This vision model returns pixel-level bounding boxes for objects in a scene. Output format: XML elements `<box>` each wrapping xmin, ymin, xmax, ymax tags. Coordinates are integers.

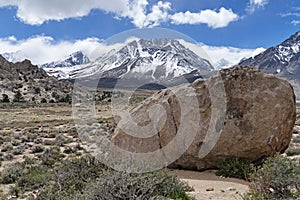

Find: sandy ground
<box><xmin>168</xmin><ymin>169</ymin><xmax>250</xmax><ymax>200</ymax></box>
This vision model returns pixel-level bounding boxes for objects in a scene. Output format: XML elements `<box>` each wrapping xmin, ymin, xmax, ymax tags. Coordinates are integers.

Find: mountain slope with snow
<box><xmin>1</xmin><ymin>51</ymin><xmax>25</xmax><ymax>63</ymax></box>
<box><xmin>43</xmin><ymin>39</ymin><xmax>213</xmax><ymax>85</ymax></box>
<box><xmin>41</xmin><ymin>51</ymin><xmax>90</xmax><ymax>68</ymax></box>
<box><xmin>239</xmin><ymin>30</ymin><xmax>300</xmax><ymax>97</ymax></box>
<box><xmin>239</xmin><ymin>31</ymin><xmax>300</xmax><ymax>75</ymax></box>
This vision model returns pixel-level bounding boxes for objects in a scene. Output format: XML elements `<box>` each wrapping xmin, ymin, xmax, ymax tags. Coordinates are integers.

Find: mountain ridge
<box><xmin>42</xmin><ymin>38</ymin><xmax>214</xmax><ymax>88</ymax></box>
<box><xmin>239</xmin><ymin>30</ymin><xmax>300</xmax><ymax>97</ymax></box>
<box><xmin>41</xmin><ymin>51</ymin><xmax>90</xmax><ymax>68</ymax></box>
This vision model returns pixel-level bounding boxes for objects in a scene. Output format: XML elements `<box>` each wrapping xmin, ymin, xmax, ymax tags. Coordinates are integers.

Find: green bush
<box><xmin>244</xmin><ymin>153</ymin><xmax>300</xmax><ymax>200</ymax></box>
<box><xmin>17</xmin><ymin>165</ymin><xmax>52</xmax><ymax>191</ymax></box>
<box><xmin>81</xmin><ymin>170</ymin><xmax>194</xmax><ymax>200</ymax></box>
<box><xmin>39</xmin><ymin>147</ymin><xmax>65</xmax><ymax>166</ymax></box>
<box><xmin>36</xmin><ymin>155</ymin><xmax>194</xmax><ymax>200</ymax></box>
<box><xmin>1</xmin><ymin>162</ymin><xmax>24</xmax><ymax>184</ymax></box>
<box><xmin>1</xmin><ymin>155</ymin><xmax>194</xmax><ymax>200</ymax></box>
<box><xmin>216</xmin><ymin>157</ymin><xmax>254</xmax><ymax>180</ymax></box>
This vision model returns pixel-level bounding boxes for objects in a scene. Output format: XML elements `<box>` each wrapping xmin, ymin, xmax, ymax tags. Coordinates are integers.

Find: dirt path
<box><xmin>168</xmin><ymin>169</ymin><xmax>250</xmax><ymax>200</ymax></box>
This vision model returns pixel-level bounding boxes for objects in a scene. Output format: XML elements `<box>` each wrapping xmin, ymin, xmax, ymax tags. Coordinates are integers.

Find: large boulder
<box><xmin>112</xmin><ymin>66</ymin><xmax>296</xmax><ymax>170</ymax></box>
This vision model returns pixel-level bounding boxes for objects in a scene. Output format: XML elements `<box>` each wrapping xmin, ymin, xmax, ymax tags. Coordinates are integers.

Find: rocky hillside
<box><xmin>0</xmin><ymin>55</ymin><xmax>72</xmax><ymax>103</ymax></box>
<box><xmin>239</xmin><ymin>30</ymin><xmax>300</xmax><ymax>97</ymax></box>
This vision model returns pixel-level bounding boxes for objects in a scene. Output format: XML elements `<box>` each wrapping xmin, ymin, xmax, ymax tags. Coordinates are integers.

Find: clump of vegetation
<box><xmin>286</xmin><ymin>146</ymin><xmax>300</xmax><ymax>156</ymax></box>
<box><xmin>287</xmin><ymin>148</ymin><xmax>300</xmax><ymax>157</ymax></box>
<box><xmin>40</xmin><ymin>98</ymin><xmax>47</xmax><ymax>103</ymax></box>
<box><xmin>292</xmin><ymin>137</ymin><xmax>300</xmax><ymax>144</ymax></box>
<box><xmin>38</xmin><ymin>146</ymin><xmax>65</xmax><ymax>167</ymax></box>
<box><xmin>216</xmin><ymin>157</ymin><xmax>254</xmax><ymax>180</ymax></box>
<box><xmin>80</xmin><ymin>170</ymin><xmax>194</xmax><ymax>200</ymax></box>
<box><xmin>243</xmin><ymin>153</ymin><xmax>300</xmax><ymax>200</ymax></box>
<box><xmin>1</xmin><ymin>162</ymin><xmax>24</xmax><ymax>184</ymax></box>
<box><xmin>13</xmin><ymin>91</ymin><xmax>24</xmax><ymax>102</ymax></box>
<box><xmin>17</xmin><ymin>164</ymin><xmax>53</xmax><ymax>191</ymax></box>
<box><xmin>1</xmin><ymin>94</ymin><xmax>10</xmax><ymax>103</ymax></box>
<box><xmin>1</xmin><ymin>154</ymin><xmax>194</xmax><ymax>200</ymax></box>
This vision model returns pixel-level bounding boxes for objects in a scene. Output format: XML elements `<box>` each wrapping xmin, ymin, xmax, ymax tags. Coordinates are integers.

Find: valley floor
<box><xmin>0</xmin><ymin>102</ymin><xmax>299</xmax><ymax>199</ymax></box>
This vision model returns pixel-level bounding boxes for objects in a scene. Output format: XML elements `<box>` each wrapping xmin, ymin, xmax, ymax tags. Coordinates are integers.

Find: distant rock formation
<box><xmin>0</xmin><ymin>55</ymin><xmax>72</xmax><ymax>103</ymax></box>
<box><xmin>112</xmin><ymin>66</ymin><xmax>296</xmax><ymax>170</ymax></box>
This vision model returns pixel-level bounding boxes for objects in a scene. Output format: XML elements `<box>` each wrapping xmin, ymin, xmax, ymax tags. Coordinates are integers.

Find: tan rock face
<box><xmin>112</xmin><ymin>66</ymin><xmax>296</xmax><ymax>170</ymax></box>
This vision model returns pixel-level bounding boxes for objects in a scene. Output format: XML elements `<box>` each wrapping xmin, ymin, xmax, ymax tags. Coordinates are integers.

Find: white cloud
<box><xmin>0</xmin><ymin>0</ymin><xmax>237</xmax><ymax>29</ymax></box>
<box><xmin>280</xmin><ymin>13</ymin><xmax>300</xmax><ymax>17</ymax></box>
<box><xmin>120</xmin><ymin>0</ymin><xmax>171</xmax><ymax>28</ymax></box>
<box><xmin>280</xmin><ymin>7</ymin><xmax>300</xmax><ymax>26</ymax></box>
<box><xmin>0</xmin><ymin>36</ymin><xmax>264</xmax><ymax>69</ymax></box>
<box><xmin>0</xmin><ymin>0</ymin><xmax>171</xmax><ymax>27</ymax></box>
<box><xmin>144</xmin><ymin>1</ymin><xmax>171</xmax><ymax>27</ymax></box>
<box><xmin>202</xmin><ymin>45</ymin><xmax>265</xmax><ymax>68</ymax></box>
<box><xmin>0</xmin><ymin>0</ymin><xmax>129</xmax><ymax>25</ymax></box>
<box><xmin>247</xmin><ymin>0</ymin><xmax>269</xmax><ymax>13</ymax></box>
<box><xmin>170</xmin><ymin>7</ymin><xmax>239</xmax><ymax>29</ymax></box>
<box><xmin>291</xmin><ymin>20</ymin><xmax>300</xmax><ymax>26</ymax></box>
<box><xmin>0</xmin><ymin>35</ymin><xmax>104</xmax><ymax>64</ymax></box>
<box><xmin>179</xmin><ymin>41</ymin><xmax>265</xmax><ymax>68</ymax></box>
<box><xmin>7</xmin><ymin>35</ymin><xmax>17</xmax><ymax>42</ymax></box>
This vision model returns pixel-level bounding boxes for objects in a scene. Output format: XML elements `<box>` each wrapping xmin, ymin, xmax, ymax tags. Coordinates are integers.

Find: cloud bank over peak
<box><xmin>0</xmin><ymin>35</ymin><xmax>103</xmax><ymax>64</ymax></box>
<box><xmin>0</xmin><ymin>35</ymin><xmax>265</xmax><ymax>68</ymax></box>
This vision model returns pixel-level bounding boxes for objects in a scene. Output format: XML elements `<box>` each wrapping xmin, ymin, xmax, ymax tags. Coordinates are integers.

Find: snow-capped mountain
<box><xmin>239</xmin><ymin>31</ymin><xmax>300</xmax><ymax>75</ymax></box>
<box><xmin>41</xmin><ymin>51</ymin><xmax>90</xmax><ymax>68</ymax></box>
<box><xmin>51</xmin><ymin>39</ymin><xmax>213</xmax><ymax>85</ymax></box>
<box><xmin>214</xmin><ymin>58</ymin><xmax>232</xmax><ymax>69</ymax></box>
<box><xmin>1</xmin><ymin>51</ymin><xmax>25</xmax><ymax>63</ymax></box>
<box><xmin>239</xmin><ymin>30</ymin><xmax>300</xmax><ymax>97</ymax></box>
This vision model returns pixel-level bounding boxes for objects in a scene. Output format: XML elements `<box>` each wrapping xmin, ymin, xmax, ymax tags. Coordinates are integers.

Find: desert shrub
<box><xmin>36</xmin><ymin>155</ymin><xmax>194</xmax><ymax>200</ymax></box>
<box><xmin>13</xmin><ymin>91</ymin><xmax>24</xmax><ymax>102</ymax></box>
<box><xmin>216</xmin><ymin>157</ymin><xmax>254</xmax><ymax>180</ymax></box>
<box><xmin>55</xmin><ymin>134</ymin><xmax>68</xmax><ymax>146</ymax></box>
<box><xmin>34</xmin><ymin>87</ymin><xmax>41</xmax><ymax>94</ymax></box>
<box><xmin>17</xmin><ymin>165</ymin><xmax>52</xmax><ymax>191</ymax></box>
<box><xmin>81</xmin><ymin>169</ymin><xmax>194</xmax><ymax>200</ymax></box>
<box><xmin>58</xmin><ymin>94</ymin><xmax>71</xmax><ymax>103</ymax></box>
<box><xmin>36</xmin><ymin>155</ymin><xmax>107</xmax><ymax>199</ymax></box>
<box><xmin>1</xmin><ymin>154</ymin><xmax>194</xmax><ymax>200</ymax></box>
<box><xmin>23</xmin><ymin>75</ymin><xmax>28</xmax><ymax>82</ymax></box>
<box><xmin>1</xmin><ymin>162</ymin><xmax>24</xmax><ymax>184</ymax></box>
<box><xmin>286</xmin><ymin>147</ymin><xmax>300</xmax><ymax>157</ymax></box>
<box><xmin>292</xmin><ymin>137</ymin><xmax>300</xmax><ymax>144</ymax></box>
<box><xmin>244</xmin><ymin>153</ymin><xmax>300</xmax><ymax>200</ymax></box>
<box><xmin>1</xmin><ymin>94</ymin><xmax>9</xmax><ymax>103</ymax></box>
<box><xmin>39</xmin><ymin>147</ymin><xmax>65</xmax><ymax>166</ymax></box>
<box><xmin>40</xmin><ymin>98</ymin><xmax>47</xmax><ymax>103</ymax></box>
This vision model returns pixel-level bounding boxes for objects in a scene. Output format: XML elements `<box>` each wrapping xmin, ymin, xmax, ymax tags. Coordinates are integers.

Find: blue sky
<box><xmin>0</xmin><ymin>0</ymin><xmax>299</xmax><ymax>65</ymax></box>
